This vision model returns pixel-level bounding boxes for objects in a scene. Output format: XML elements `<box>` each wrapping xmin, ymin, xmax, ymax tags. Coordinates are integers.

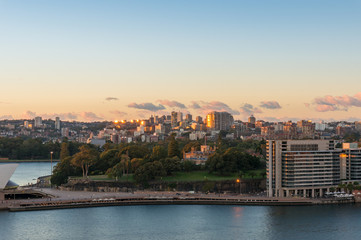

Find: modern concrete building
<box><xmin>267</xmin><ymin>140</ymin><xmax>361</xmax><ymax>198</ymax></box>
<box><xmin>206</xmin><ymin>111</ymin><xmax>234</xmax><ymax>131</ymax></box>
<box><xmin>340</xmin><ymin>143</ymin><xmax>361</xmax><ymax>182</ymax></box>
<box><xmin>55</xmin><ymin>117</ymin><xmax>61</xmax><ymax>130</ymax></box>
<box><xmin>185</xmin><ymin>114</ymin><xmax>192</xmax><ymax>122</ymax></box>
<box><xmin>267</xmin><ymin>140</ymin><xmax>336</xmax><ymax>198</ymax></box>
<box><xmin>248</xmin><ymin>115</ymin><xmax>256</xmax><ymax>125</ymax></box>
<box><xmin>34</xmin><ymin>116</ymin><xmax>42</xmax><ymax>128</ymax></box>
<box><xmin>171</xmin><ymin>111</ymin><xmax>183</xmax><ymax>128</ymax></box>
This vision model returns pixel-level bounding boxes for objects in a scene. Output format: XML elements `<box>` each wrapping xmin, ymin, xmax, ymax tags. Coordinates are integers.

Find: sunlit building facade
<box><xmin>206</xmin><ymin>111</ymin><xmax>234</xmax><ymax>131</ymax></box>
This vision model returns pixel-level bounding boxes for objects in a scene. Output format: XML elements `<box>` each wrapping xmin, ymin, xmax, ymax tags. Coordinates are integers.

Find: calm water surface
<box><xmin>1</xmin><ymin>204</ymin><xmax>361</xmax><ymax>240</ymax></box>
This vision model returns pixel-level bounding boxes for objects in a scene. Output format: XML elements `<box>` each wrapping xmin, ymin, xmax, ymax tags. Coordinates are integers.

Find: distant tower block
<box><xmin>248</xmin><ymin>115</ymin><xmax>256</xmax><ymax>125</ymax></box>
<box><xmin>55</xmin><ymin>117</ymin><xmax>61</xmax><ymax>130</ymax></box>
<box><xmin>34</xmin><ymin>116</ymin><xmax>42</xmax><ymax>128</ymax></box>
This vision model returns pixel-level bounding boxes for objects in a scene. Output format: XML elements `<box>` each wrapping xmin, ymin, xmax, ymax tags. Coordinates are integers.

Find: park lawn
<box><xmin>161</xmin><ymin>169</ymin><xmax>265</xmax><ymax>182</ymax></box>
<box><xmin>76</xmin><ymin>169</ymin><xmax>265</xmax><ymax>182</ymax></box>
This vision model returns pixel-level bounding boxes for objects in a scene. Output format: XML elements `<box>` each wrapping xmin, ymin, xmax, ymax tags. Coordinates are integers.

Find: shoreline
<box><xmin>0</xmin><ymin>188</ymin><xmax>355</xmax><ymax>212</ymax></box>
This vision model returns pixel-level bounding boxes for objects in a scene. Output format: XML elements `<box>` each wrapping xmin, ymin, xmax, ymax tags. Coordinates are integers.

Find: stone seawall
<box><xmin>60</xmin><ymin>178</ymin><xmax>266</xmax><ymax>193</ymax></box>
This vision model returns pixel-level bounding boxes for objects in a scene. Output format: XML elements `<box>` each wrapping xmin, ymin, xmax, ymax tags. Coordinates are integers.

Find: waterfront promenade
<box><xmin>1</xmin><ymin>187</ymin><xmax>353</xmax><ymax>212</ymax></box>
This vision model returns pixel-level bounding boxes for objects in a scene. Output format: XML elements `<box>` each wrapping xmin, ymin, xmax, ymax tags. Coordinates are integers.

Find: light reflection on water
<box><xmin>1</xmin><ymin>205</ymin><xmax>361</xmax><ymax>240</ymax></box>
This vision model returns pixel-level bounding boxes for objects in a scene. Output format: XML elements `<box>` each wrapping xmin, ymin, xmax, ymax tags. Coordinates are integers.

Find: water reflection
<box><xmin>1</xmin><ymin>205</ymin><xmax>361</xmax><ymax>240</ymax></box>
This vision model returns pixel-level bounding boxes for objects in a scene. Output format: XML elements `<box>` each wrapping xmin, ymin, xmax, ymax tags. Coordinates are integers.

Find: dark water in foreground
<box><xmin>1</xmin><ymin>204</ymin><xmax>361</xmax><ymax>240</ymax></box>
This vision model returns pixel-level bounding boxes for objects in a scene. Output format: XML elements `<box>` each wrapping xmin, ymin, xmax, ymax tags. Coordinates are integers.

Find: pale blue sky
<box><xmin>0</xmin><ymin>0</ymin><xmax>360</xmax><ymax>121</ymax></box>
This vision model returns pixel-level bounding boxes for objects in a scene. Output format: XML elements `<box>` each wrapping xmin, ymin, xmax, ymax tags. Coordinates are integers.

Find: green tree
<box><xmin>134</xmin><ymin>161</ymin><xmax>166</xmax><ymax>184</ymax></box>
<box><xmin>94</xmin><ymin>149</ymin><xmax>119</xmax><ymax>173</ymax></box>
<box><xmin>51</xmin><ymin>156</ymin><xmax>81</xmax><ymax>185</ymax></box>
<box><xmin>182</xmin><ymin>141</ymin><xmax>201</xmax><ymax>153</ymax></box>
<box><xmin>347</xmin><ymin>183</ymin><xmax>354</xmax><ymax>193</ymax></box>
<box><xmin>71</xmin><ymin>145</ymin><xmax>99</xmax><ymax>178</ymax></box>
<box><xmin>161</xmin><ymin>156</ymin><xmax>181</xmax><ymax>175</ymax></box>
<box><xmin>150</xmin><ymin>145</ymin><xmax>167</xmax><ymax>161</ymax></box>
<box><xmin>118</xmin><ymin>152</ymin><xmax>131</xmax><ymax>176</ymax></box>
<box><xmin>119</xmin><ymin>145</ymin><xmax>150</xmax><ymax>159</ymax></box>
<box><xmin>168</xmin><ymin>134</ymin><xmax>180</xmax><ymax>158</ymax></box>
<box><xmin>131</xmin><ymin>158</ymin><xmax>144</xmax><ymax>172</ymax></box>
<box><xmin>106</xmin><ymin>162</ymin><xmax>123</xmax><ymax>180</ymax></box>
<box><xmin>206</xmin><ymin>147</ymin><xmax>261</xmax><ymax>176</ymax></box>
<box><xmin>60</xmin><ymin>142</ymin><xmax>70</xmax><ymax>160</ymax></box>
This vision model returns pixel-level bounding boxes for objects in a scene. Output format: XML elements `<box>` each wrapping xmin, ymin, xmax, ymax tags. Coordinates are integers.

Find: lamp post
<box><xmin>236</xmin><ymin>179</ymin><xmax>241</xmax><ymax>194</ymax></box>
<box><xmin>50</xmin><ymin>151</ymin><xmax>54</xmax><ymax>177</ymax></box>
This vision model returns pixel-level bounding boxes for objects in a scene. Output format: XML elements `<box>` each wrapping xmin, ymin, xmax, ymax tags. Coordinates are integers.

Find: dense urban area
<box><xmin>1</xmin><ymin>111</ymin><xmax>361</xmax><ymax>196</ymax></box>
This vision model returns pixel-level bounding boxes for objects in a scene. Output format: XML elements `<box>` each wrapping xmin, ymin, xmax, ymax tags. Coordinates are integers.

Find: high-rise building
<box><xmin>248</xmin><ymin>115</ymin><xmax>256</xmax><ymax>125</ymax></box>
<box><xmin>55</xmin><ymin>117</ymin><xmax>61</xmax><ymax>130</ymax></box>
<box><xmin>34</xmin><ymin>116</ymin><xmax>42</xmax><ymax>128</ymax></box>
<box><xmin>196</xmin><ymin>116</ymin><xmax>203</xmax><ymax>124</ymax></box>
<box><xmin>61</xmin><ymin>127</ymin><xmax>70</xmax><ymax>138</ymax></box>
<box><xmin>206</xmin><ymin>111</ymin><xmax>234</xmax><ymax>131</ymax></box>
<box><xmin>185</xmin><ymin>114</ymin><xmax>192</xmax><ymax>122</ymax></box>
<box><xmin>171</xmin><ymin>111</ymin><xmax>183</xmax><ymax>128</ymax></box>
<box><xmin>267</xmin><ymin>140</ymin><xmax>361</xmax><ymax>198</ymax></box>
<box><xmin>149</xmin><ymin>116</ymin><xmax>155</xmax><ymax>125</ymax></box>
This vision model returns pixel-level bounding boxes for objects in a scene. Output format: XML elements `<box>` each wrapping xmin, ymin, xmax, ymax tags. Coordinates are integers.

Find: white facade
<box><xmin>55</xmin><ymin>117</ymin><xmax>61</xmax><ymax>130</ymax></box>
<box><xmin>0</xmin><ymin>164</ymin><xmax>18</xmax><ymax>189</ymax></box>
<box><xmin>34</xmin><ymin>116</ymin><xmax>42</xmax><ymax>128</ymax></box>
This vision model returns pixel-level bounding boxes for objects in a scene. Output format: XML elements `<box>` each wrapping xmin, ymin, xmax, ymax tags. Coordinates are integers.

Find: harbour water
<box><xmin>1</xmin><ymin>204</ymin><xmax>361</xmax><ymax>240</ymax></box>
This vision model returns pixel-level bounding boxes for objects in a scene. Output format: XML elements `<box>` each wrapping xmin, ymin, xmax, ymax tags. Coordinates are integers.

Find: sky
<box><xmin>0</xmin><ymin>0</ymin><xmax>361</xmax><ymax>122</ymax></box>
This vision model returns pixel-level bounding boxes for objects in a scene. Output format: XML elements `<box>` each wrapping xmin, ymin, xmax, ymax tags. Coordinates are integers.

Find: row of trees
<box><xmin>0</xmin><ymin>137</ymin><xmax>83</xmax><ymax>160</ymax></box>
<box><xmin>206</xmin><ymin>148</ymin><xmax>263</xmax><ymax>175</ymax></box>
<box><xmin>51</xmin><ymin>136</ymin><xmax>265</xmax><ymax>186</ymax></box>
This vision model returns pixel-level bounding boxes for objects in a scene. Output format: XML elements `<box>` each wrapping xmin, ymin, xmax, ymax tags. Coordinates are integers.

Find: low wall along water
<box><xmin>61</xmin><ymin>178</ymin><xmax>266</xmax><ymax>193</ymax></box>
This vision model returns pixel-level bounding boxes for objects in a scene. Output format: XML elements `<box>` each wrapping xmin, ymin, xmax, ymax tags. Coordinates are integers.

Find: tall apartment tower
<box><xmin>185</xmin><ymin>114</ymin><xmax>192</xmax><ymax>122</ymax></box>
<box><xmin>34</xmin><ymin>116</ymin><xmax>42</xmax><ymax>128</ymax></box>
<box><xmin>206</xmin><ymin>111</ymin><xmax>234</xmax><ymax>131</ymax></box>
<box><xmin>55</xmin><ymin>117</ymin><xmax>61</xmax><ymax>130</ymax></box>
<box><xmin>248</xmin><ymin>115</ymin><xmax>256</xmax><ymax>125</ymax></box>
<box><xmin>171</xmin><ymin>111</ymin><xmax>183</xmax><ymax>128</ymax></box>
<box><xmin>196</xmin><ymin>116</ymin><xmax>203</xmax><ymax>124</ymax></box>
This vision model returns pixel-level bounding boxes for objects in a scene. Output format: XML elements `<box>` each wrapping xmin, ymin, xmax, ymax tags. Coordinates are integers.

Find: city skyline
<box><xmin>1</xmin><ymin>1</ymin><xmax>361</xmax><ymax>122</ymax></box>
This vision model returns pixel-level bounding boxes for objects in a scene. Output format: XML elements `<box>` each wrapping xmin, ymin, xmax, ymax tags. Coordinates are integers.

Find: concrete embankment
<box><xmin>5</xmin><ymin>197</ymin><xmax>319</xmax><ymax>212</ymax></box>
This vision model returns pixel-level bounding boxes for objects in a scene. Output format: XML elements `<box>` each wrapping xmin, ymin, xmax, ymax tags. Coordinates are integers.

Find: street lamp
<box><xmin>236</xmin><ymin>179</ymin><xmax>241</xmax><ymax>194</ymax></box>
<box><xmin>50</xmin><ymin>151</ymin><xmax>54</xmax><ymax>176</ymax></box>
